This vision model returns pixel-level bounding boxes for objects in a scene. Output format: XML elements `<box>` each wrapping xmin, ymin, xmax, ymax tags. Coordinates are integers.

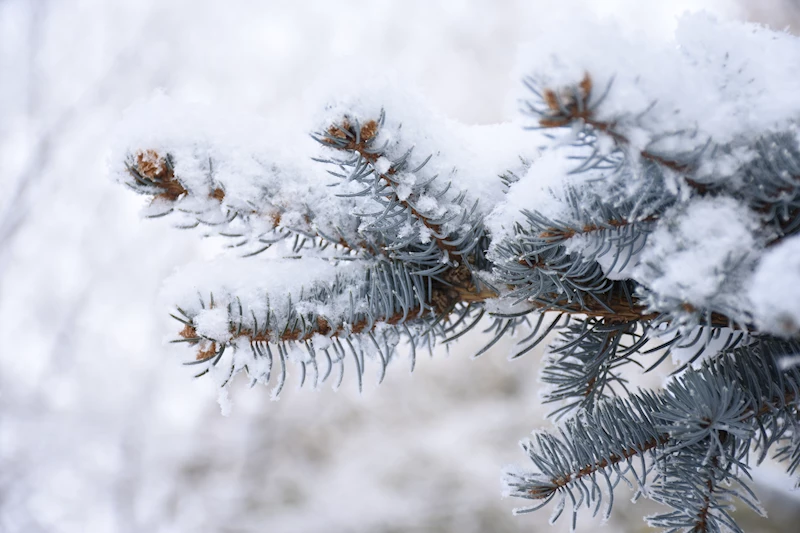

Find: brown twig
<box><xmin>538</xmin><ymin>215</ymin><xmax>660</xmax><ymax>241</ymax></box>
<box><xmin>529</xmin><ymin>434</ymin><xmax>670</xmax><ymax>499</ymax></box>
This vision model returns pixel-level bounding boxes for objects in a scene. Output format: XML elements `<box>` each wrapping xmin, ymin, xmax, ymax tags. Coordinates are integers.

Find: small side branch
<box><xmin>321</xmin><ymin>115</ymin><xmax>465</xmax><ymax>256</ymax></box>
<box><xmin>533</xmin><ymin>73</ymin><xmax>707</xmax><ymax>190</ymax></box>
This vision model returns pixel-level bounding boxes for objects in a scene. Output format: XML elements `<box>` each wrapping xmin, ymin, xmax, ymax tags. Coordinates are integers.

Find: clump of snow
<box><xmin>393</xmin><ymin>172</ymin><xmax>416</xmax><ymax>202</ymax></box>
<box><xmin>310</xmin><ymin>333</ymin><xmax>333</xmax><ymax>351</ymax></box>
<box><xmin>374</xmin><ymin>157</ymin><xmax>392</xmax><ymax>175</ymax></box>
<box><xmin>414</xmin><ymin>195</ymin><xmax>445</xmax><ymax>218</ymax></box>
<box><xmin>634</xmin><ymin>197</ymin><xmax>759</xmax><ymax>312</ymax></box>
<box><xmin>778</xmin><ymin>355</ymin><xmax>800</xmax><ymax>370</ymax></box>
<box><xmin>485</xmin><ymin>147</ymin><xmax>592</xmax><ymax>245</ymax></box>
<box><xmin>749</xmin><ymin>235</ymin><xmax>800</xmax><ymax>336</ymax></box>
<box><xmin>193</xmin><ymin>307</ymin><xmax>232</xmax><ymax>343</ymax></box>
<box><xmin>216</xmin><ymin>387</ymin><xmax>232</xmax><ymax>417</ymax></box>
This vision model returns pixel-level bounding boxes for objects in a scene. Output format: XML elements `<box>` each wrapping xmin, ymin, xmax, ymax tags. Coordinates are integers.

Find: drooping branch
<box><xmin>178</xmin><ymin>304</ymin><xmax>430</xmax><ymax>362</ymax></box>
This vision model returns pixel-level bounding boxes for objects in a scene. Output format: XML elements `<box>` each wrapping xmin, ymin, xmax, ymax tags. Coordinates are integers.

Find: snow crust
<box><xmin>306</xmin><ymin>74</ymin><xmax>539</xmax><ymax>219</ymax></box>
<box><xmin>485</xmin><ymin>147</ymin><xmax>584</xmax><ymax>243</ymax></box>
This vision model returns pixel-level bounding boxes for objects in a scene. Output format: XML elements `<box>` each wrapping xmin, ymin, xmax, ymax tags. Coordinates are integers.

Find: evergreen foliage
<box><xmin>115</xmin><ymin>15</ymin><xmax>800</xmax><ymax>532</ymax></box>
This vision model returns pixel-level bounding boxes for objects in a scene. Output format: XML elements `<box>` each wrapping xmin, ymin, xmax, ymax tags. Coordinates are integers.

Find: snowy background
<box><xmin>2</xmin><ymin>1</ymin><xmax>800</xmax><ymax>532</ymax></box>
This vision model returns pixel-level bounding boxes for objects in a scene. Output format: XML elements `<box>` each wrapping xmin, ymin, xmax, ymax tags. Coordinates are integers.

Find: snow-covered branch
<box><xmin>115</xmin><ymin>13</ymin><xmax>800</xmax><ymax>533</ymax></box>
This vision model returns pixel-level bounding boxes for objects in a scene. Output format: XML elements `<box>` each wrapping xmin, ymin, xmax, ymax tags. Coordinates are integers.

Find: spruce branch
<box><xmin>324</xmin><ymin>118</ymin><xmax>462</xmax><ymax>255</ymax></box>
<box><xmin>540</xmin><ymin>318</ymin><xmax>642</xmax><ymax>417</ymax></box>
<box><xmin>313</xmin><ymin>111</ymin><xmax>484</xmax><ymax>263</ymax></box>
<box><xmin>116</xmin><ymin>17</ymin><xmax>800</xmax><ymax>532</ymax></box>
<box><xmin>180</xmin><ymin>263</ymin><xmax>495</xmax><ymax>353</ymax></box>
<box><xmin>508</xmin><ymin>337</ymin><xmax>800</xmax><ymax>531</ymax></box>
<box><xmin>124</xmin><ymin>148</ymin><xmax>309</xmax><ymax>254</ymax></box>
<box><xmin>528</xmin><ymin>73</ymin><xmax>800</xmax><ymax>245</ymax></box>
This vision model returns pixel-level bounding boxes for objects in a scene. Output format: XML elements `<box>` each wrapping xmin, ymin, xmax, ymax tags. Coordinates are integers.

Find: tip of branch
<box><xmin>130</xmin><ymin>150</ymin><xmax>187</xmax><ymax>202</ymax></box>
<box><xmin>324</xmin><ymin>118</ymin><xmax>380</xmax><ymax>151</ymax></box>
<box><xmin>540</xmin><ymin>72</ymin><xmax>594</xmax><ymax>128</ymax></box>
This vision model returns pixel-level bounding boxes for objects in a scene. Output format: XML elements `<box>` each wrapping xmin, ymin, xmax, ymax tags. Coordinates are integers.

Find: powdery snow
<box><xmin>750</xmin><ymin>235</ymin><xmax>800</xmax><ymax>335</ymax></box>
<box><xmin>634</xmin><ymin>197</ymin><xmax>760</xmax><ymax>313</ymax></box>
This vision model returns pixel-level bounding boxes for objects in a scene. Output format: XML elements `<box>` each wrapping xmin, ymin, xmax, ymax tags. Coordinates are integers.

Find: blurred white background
<box><xmin>1</xmin><ymin>1</ymin><xmax>799</xmax><ymax>532</ymax></box>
